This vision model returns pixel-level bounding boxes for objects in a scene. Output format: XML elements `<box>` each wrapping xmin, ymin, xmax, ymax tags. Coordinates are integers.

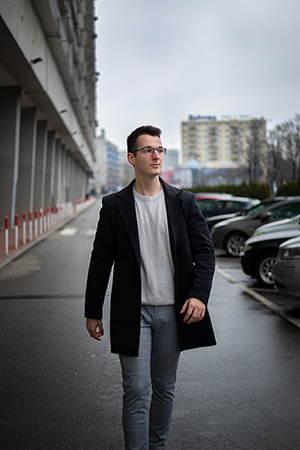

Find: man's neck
<box><xmin>134</xmin><ymin>177</ymin><xmax>162</xmax><ymax>197</ymax></box>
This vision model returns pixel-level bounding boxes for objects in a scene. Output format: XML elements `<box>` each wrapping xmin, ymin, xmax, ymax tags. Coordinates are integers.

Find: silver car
<box><xmin>253</xmin><ymin>214</ymin><xmax>300</xmax><ymax>236</ymax></box>
<box><xmin>273</xmin><ymin>236</ymin><xmax>300</xmax><ymax>298</ymax></box>
<box><xmin>210</xmin><ymin>198</ymin><xmax>300</xmax><ymax>257</ymax></box>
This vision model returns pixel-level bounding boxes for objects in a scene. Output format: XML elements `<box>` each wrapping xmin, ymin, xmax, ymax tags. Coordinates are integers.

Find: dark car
<box><xmin>195</xmin><ymin>194</ymin><xmax>259</xmax><ymax>218</ymax></box>
<box><xmin>210</xmin><ymin>198</ymin><xmax>300</xmax><ymax>257</ymax></box>
<box><xmin>240</xmin><ymin>229</ymin><xmax>300</xmax><ymax>288</ymax></box>
<box><xmin>206</xmin><ymin>197</ymin><xmax>286</xmax><ymax>230</ymax></box>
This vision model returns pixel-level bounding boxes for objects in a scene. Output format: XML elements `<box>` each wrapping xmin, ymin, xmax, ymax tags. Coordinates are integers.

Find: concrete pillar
<box><xmin>33</xmin><ymin>121</ymin><xmax>48</xmax><ymax>211</ymax></box>
<box><xmin>80</xmin><ymin>166</ymin><xmax>87</xmax><ymax>199</ymax></box>
<box><xmin>72</xmin><ymin>160</ymin><xmax>78</xmax><ymax>203</ymax></box>
<box><xmin>54</xmin><ymin>140</ymin><xmax>62</xmax><ymax>205</ymax></box>
<box><xmin>75</xmin><ymin>162</ymin><xmax>81</xmax><ymax>202</ymax></box>
<box><xmin>17</xmin><ymin>107</ymin><xmax>37</xmax><ymax>216</ymax></box>
<box><xmin>45</xmin><ymin>131</ymin><xmax>55</xmax><ymax>208</ymax></box>
<box><xmin>0</xmin><ymin>86</ymin><xmax>21</xmax><ymax>227</ymax></box>
<box><xmin>65</xmin><ymin>153</ymin><xmax>71</xmax><ymax>202</ymax></box>
<box><xmin>69</xmin><ymin>156</ymin><xmax>76</xmax><ymax>203</ymax></box>
<box><xmin>61</xmin><ymin>145</ymin><xmax>67</xmax><ymax>204</ymax></box>
<box><xmin>49</xmin><ymin>134</ymin><xmax>56</xmax><ymax>207</ymax></box>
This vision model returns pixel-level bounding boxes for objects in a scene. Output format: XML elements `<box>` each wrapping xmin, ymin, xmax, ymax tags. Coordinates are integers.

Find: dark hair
<box><xmin>127</xmin><ymin>125</ymin><xmax>161</xmax><ymax>153</ymax></box>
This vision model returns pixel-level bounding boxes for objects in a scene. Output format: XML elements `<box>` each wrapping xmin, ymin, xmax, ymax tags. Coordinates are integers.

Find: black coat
<box><xmin>85</xmin><ymin>179</ymin><xmax>216</xmax><ymax>356</ymax></box>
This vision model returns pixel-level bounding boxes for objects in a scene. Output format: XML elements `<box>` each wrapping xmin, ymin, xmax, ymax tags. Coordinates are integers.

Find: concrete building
<box><xmin>92</xmin><ymin>130</ymin><xmax>120</xmax><ymax>194</ymax></box>
<box><xmin>0</xmin><ymin>0</ymin><xmax>96</xmax><ymax>228</ymax></box>
<box><xmin>181</xmin><ymin>115</ymin><xmax>267</xmax><ymax>171</ymax></box>
<box><xmin>118</xmin><ymin>150</ymin><xmax>134</xmax><ymax>189</ymax></box>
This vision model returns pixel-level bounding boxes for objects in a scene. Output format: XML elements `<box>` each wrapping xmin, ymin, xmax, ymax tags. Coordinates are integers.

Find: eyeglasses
<box><xmin>133</xmin><ymin>147</ymin><xmax>167</xmax><ymax>156</ymax></box>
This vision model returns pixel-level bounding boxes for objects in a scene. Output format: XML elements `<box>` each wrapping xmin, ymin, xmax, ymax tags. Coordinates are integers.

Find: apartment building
<box><xmin>92</xmin><ymin>130</ymin><xmax>120</xmax><ymax>194</ymax></box>
<box><xmin>181</xmin><ymin>115</ymin><xmax>267</xmax><ymax>170</ymax></box>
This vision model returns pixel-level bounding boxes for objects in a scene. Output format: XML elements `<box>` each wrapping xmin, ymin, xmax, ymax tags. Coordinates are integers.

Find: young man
<box><xmin>85</xmin><ymin>125</ymin><xmax>216</xmax><ymax>450</ymax></box>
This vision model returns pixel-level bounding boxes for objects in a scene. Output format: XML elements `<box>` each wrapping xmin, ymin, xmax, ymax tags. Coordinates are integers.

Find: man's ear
<box><xmin>127</xmin><ymin>152</ymin><xmax>135</xmax><ymax>167</ymax></box>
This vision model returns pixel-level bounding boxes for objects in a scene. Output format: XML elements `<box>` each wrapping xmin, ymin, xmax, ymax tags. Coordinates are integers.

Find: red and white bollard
<box><xmin>34</xmin><ymin>210</ymin><xmax>38</xmax><ymax>237</ymax></box>
<box><xmin>54</xmin><ymin>206</ymin><xmax>58</xmax><ymax>226</ymax></box>
<box><xmin>15</xmin><ymin>214</ymin><xmax>18</xmax><ymax>249</ymax></box>
<box><xmin>23</xmin><ymin>213</ymin><xmax>26</xmax><ymax>245</ymax></box>
<box><xmin>51</xmin><ymin>206</ymin><xmax>54</xmax><ymax>228</ymax></box>
<box><xmin>47</xmin><ymin>207</ymin><xmax>50</xmax><ymax>230</ymax></box>
<box><xmin>29</xmin><ymin>211</ymin><xmax>33</xmax><ymax>241</ymax></box>
<box><xmin>39</xmin><ymin>209</ymin><xmax>43</xmax><ymax>235</ymax></box>
<box><xmin>44</xmin><ymin>208</ymin><xmax>47</xmax><ymax>232</ymax></box>
<box><xmin>5</xmin><ymin>216</ymin><xmax>9</xmax><ymax>256</ymax></box>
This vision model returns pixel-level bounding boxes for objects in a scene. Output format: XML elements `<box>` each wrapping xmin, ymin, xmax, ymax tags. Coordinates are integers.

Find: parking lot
<box><xmin>215</xmin><ymin>249</ymin><xmax>300</xmax><ymax>328</ymax></box>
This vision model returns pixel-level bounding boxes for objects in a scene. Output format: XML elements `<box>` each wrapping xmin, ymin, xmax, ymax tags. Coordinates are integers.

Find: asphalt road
<box><xmin>1</xmin><ymin>200</ymin><xmax>300</xmax><ymax>450</ymax></box>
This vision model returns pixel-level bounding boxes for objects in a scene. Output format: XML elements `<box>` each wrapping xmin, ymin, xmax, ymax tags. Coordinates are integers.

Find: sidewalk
<box><xmin>0</xmin><ymin>197</ymin><xmax>96</xmax><ymax>269</ymax></box>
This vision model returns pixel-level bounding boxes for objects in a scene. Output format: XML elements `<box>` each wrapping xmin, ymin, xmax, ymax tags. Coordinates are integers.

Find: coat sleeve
<box><xmin>84</xmin><ymin>196</ymin><xmax>116</xmax><ymax>319</ymax></box>
<box><xmin>184</xmin><ymin>193</ymin><xmax>215</xmax><ymax>304</ymax></box>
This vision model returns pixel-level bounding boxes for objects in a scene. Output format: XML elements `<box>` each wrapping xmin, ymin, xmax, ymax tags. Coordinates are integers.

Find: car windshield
<box><xmin>270</xmin><ymin>202</ymin><xmax>300</xmax><ymax>219</ymax></box>
<box><xmin>246</xmin><ymin>203</ymin><xmax>269</xmax><ymax>216</ymax></box>
<box><xmin>246</xmin><ymin>199</ymin><xmax>281</xmax><ymax>217</ymax></box>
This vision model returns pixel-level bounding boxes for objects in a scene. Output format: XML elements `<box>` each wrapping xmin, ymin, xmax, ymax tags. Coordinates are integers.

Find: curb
<box><xmin>0</xmin><ymin>200</ymin><xmax>98</xmax><ymax>271</ymax></box>
<box><xmin>216</xmin><ymin>265</ymin><xmax>300</xmax><ymax>329</ymax></box>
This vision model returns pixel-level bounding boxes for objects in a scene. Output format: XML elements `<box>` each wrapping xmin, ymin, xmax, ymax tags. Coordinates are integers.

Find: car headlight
<box><xmin>278</xmin><ymin>247</ymin><xmax>300</xmax><ymax>260</ymax></box>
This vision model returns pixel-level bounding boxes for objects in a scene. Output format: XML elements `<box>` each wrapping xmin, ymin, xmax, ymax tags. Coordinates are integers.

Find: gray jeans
<box><xmin>119</xmin><ymin>305</ymin><xmax>181</xmax><ymax>450</ymax></box>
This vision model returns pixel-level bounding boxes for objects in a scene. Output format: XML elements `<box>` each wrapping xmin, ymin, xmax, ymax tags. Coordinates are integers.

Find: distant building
<box><xmin>181</xmin><ymin>158</ymin><xmax>203</xmax><ymax>187</ymax></box>
<box><xmin>172</xmin><ymin>168</ymin><xmax>193</xmax><ymax>189</ymax></box>
<box><xmin>162</xmin><ymin>149</ymin><xmax>179</xmax><ymax>170</ymax></box>
<box><xmin>92</xmin><ymin>130</ymin><xmax>120</xmax><ymax>194</ymax></box>
<box><xmin>181</xmin><ymin>115</ymin><xmax>267</xmax><ymax>174</ymax></box>
<box><xmin>160</xmin><ymin>148</ymin><xmax>179</xmax><ymax>186</ymax></box>
<box><xmin>118</xmin><ymin>150</ymin><xmax>134</xmax><ymax>188</ymax></box>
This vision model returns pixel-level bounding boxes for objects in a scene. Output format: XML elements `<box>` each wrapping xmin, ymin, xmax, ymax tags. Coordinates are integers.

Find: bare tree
<box><xmin>280</xmin><ymin>114</ymin><xmax>300</xmax><ymax>181</ymax></box>
<box><xmin>243</xmin><ymin>118</ymin><xmax>266</xmax><ymax>183</ymax></box>
<box><xmin>267</xmin><ymin>125</ymin><xmax>283</xmax><ymax>194</ymax></box>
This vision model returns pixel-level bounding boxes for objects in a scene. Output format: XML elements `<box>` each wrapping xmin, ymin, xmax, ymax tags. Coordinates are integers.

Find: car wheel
<box><xmin>254</xmin><ymin>251</ymin><xmax>278</xmax><ymax>288</ymax></box>
<box><xmin>225</xmin><ymin>232</ymin><xmax>247</xmax><ymax>257</ymax></box>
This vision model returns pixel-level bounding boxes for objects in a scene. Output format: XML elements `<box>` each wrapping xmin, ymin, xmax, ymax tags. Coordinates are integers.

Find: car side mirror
<box><xmin>260</xmin><ymin>211</ymin><xmax>272</xmax><ymax>222</ymax></box>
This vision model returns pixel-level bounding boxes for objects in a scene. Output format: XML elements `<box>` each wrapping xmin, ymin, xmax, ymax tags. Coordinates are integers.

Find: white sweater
<box><xmin>133</xmin><ymin>187</ymin><xmax>175</xmax><ymax>305</ymax></box>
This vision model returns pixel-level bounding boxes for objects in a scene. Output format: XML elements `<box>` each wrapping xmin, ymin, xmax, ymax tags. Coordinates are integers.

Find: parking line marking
<box><xmin>216</xmin><ymin>265</ymin><xmax>300</xmax><ymax>329</ymax></box>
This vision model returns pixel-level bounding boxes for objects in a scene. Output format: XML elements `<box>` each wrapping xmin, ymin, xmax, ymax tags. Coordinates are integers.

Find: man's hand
<box><xmin>180</xmin><ymin>298</ymin><xmax>206</xmax><ymax>325</ymax></box>
<box><xmin>86</xmin><ymin>318</ymin><xmax>104</xmax><ymax>341</ymax></box>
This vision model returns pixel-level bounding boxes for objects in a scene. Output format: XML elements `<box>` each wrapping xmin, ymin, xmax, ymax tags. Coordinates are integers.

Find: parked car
<box><xmin>240</xmin><ymin>229</ymin><xmax>300</xmax><ymax>288</ymax></box>
<box><xmin>253</xmin><ymin>214</ymin><xmax>300</xmax><ymax>236</ymax></box>
<box><xmin>273</xmin><ymin>236</ymin><xmax>300</xmax><ymax>298</ymax></box>
<box><xmin>196</xmin><ymin>194</ymin><xmax>259</xmax><ymax>218</ymax></box>
<box><xmin>210</xmin><ymin>198</ymin><xmax>300</xmax><ymax>257</ymax></box>
<box><xmin>206</xmin><ymin>197</ymin><xmax>285</xmax><ymax>230</ymax></box>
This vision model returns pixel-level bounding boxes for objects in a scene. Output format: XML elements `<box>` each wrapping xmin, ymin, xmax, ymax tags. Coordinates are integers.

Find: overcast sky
<box><xmin>95</xmin><ymin>0</ymin><xmax>300</xmax><ymax>151</ymax></box>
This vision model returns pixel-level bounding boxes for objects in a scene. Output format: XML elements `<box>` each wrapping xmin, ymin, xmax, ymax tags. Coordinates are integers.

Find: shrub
<box><xmin>276</xmin><ymin>179</ymin><xmax>300</xmax><ymax>196</ymax></box>
<box><xmin>185</xmin><ymin>181</ymin><xmax>270</xmax><ymax>200</ymax></box>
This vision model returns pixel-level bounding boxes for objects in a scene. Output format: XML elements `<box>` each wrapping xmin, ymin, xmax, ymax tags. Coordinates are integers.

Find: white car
<box><xmin>253</xmin><ymin>214</ymin><xmax>300</xmax><ymax>236</ymax></box>
<box><xmin>273</xmin><ymin>236</ymin><xmax>300</xmax><ymax>298</ymax></box>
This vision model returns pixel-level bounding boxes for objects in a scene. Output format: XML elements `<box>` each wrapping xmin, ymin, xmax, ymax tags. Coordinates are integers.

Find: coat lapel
<box><xmin>116</xmin><ymin>180</ymin><xmax>140</xmax><ymax>264</ymax></box>
<box><xmin>160</xmin><ymin>179</ymin><xmax>183</xmax><ymax>264</ymax></box>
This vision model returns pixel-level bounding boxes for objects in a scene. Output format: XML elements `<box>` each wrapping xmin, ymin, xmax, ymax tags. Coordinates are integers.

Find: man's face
<box><xmin>127</xmin><ymin>134</ymin><xmax>164</xmax><ymax>179</ymax></box>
